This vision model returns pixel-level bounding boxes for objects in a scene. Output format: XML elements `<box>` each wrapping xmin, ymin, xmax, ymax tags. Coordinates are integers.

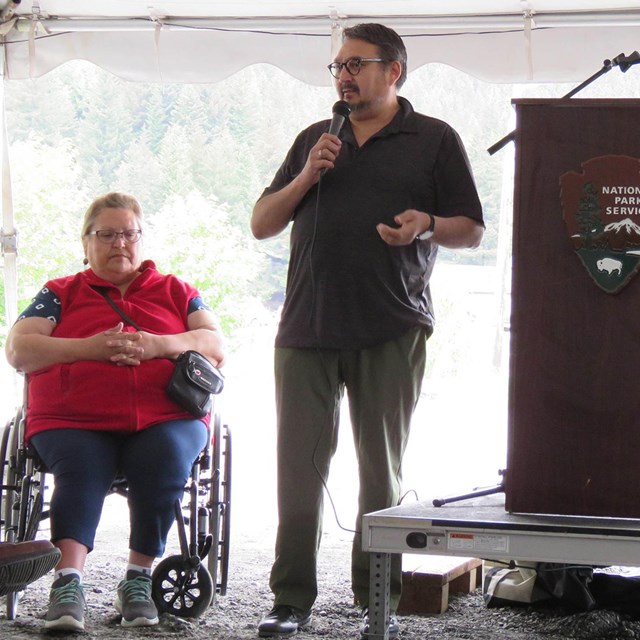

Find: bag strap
<box><xmin>92</xmin><ymin>286</ymin><xmax>144</xmax><ymax>332</ymax></box>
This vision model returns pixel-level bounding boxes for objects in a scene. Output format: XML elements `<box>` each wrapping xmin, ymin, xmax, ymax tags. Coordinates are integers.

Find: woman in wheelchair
<box><xmin>4</xmin><ymin>192</ymin><xmax>225</xmax><ymax>632</ymax></box>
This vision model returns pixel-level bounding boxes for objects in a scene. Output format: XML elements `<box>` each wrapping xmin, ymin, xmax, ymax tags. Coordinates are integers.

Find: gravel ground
<box><xmin>3</xmin><ymin>499</ymin><xmax>640</xmax><ymax>640</ymax></box>
<box><xmin>3</xmin><ymin>364</ymin><xmax>640</xmax><ymax>640</ymax></box>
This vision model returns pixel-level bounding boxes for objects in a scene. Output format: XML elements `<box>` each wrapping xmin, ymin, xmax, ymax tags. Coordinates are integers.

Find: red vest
<box><xmin>26</xmin><ymin>261</ymin><xmax>210</xmax><ymax>439</ymax></box>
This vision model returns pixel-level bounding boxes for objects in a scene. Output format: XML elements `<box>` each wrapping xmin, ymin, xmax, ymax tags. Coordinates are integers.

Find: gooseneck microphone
<box><xmin>328</xmin><ymin>100</ymin><xmax>351</xmax><ymax>136</ymax></box>
<box><xmin>614</xmin><ymin>51</ymin><xmax>640</xmax><ymax>72</ymax></box>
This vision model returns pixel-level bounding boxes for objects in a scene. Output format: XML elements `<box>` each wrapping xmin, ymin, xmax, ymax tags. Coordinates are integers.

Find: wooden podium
<box><xmin>505</xmin><ymin>99</ymin><xmax>640</xmax><ymax>518</ymax></box>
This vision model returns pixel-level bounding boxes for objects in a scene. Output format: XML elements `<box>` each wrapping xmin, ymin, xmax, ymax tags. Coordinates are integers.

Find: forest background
<box><xmin>0</xmin><ymin>59</ymin><xmax>639</xmax><ymax>517</ymax></box>
<box><xmin>3</xmin><ymin>59</ymin><xmax>638</xmax><ymax>339</ymax></box>
<box><xmin>1</xmin><ymin>60</ymin><xmax>511</xmax><ymax>336</ymax></box>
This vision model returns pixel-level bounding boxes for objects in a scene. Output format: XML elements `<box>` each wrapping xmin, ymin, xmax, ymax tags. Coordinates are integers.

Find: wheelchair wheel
<box><xmin>2</xmin><ymin>411</ymin><xmax>44</xmax><ymax>544</ymax></box>
<box><xmin>1</xmin><ymin>411</ymin><xmax>24</xmax><ymax>620</ymax></box>
<box><xmin>0</xmin><ymin>408</ymin><xmax>21</xmax><ymax>539</ymax></box>
<box><xmin>1</xmin><ymin>407</ymin><xmax>48</xmax><ymax>621</ymax></box>
<box><xmin>3</xmin><ymin>533</ymin><xmax>21</xmax><ymax>621</ymax></box>
<box><xmin>0</xmin><ymin>418</ymin><xmax>12</xmax><ymax>538</ymax></box>
<box><xmin>151</xmin><ymin>555</ymin><xmax>213</xmax><ymax>619</ymax></box>
<box><xmin>208</xmin><ymin>414</ymin><xmax>232</xmax><ymax>599</ymax></box>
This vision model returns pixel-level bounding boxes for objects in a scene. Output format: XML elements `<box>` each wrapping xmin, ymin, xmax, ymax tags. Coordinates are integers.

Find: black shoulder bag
<box><xmin>94</xmin><ymin>287</ymin><xmax>224</xmax><ymax>418</ymax></box>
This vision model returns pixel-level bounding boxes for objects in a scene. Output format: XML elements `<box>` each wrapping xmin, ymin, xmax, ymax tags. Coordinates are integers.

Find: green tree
<box><xmin>143</xmin><ymin>191</ymin><xmax>267</xmax><ymax>340</ymax></box>
<box><xmin>75</xmin><ymin>72</ymin><xmax>137</xmax><ymax>188</ymax></box>
<box><xmin>8</xmin><ymin>137</ymin><xmax>88</xmax><ymax>312</ymax></box>
<box><xmin>576</xmin><ymin>183</ymin><xmax>603</xmax><ymax>246</ymax></box>
<box><xmin>115</xmin><ymin>131</ymin><xmax>164</xmax><ymax>213</ymax></box>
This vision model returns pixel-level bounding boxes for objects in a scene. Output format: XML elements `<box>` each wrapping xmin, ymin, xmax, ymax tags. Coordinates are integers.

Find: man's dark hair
<box><xmin>342</xmin><ymin>23</ymin><xmax>407</xmax><ymax>89</ymax></box>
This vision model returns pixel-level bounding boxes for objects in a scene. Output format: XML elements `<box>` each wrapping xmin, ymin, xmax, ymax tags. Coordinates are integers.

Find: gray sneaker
<box><xmin>44</xmin><ymin>573</ymin><xmax>86</xmax><ymax>632</ymax></box>
<box><xmin>115</xmin><ymin>570</ymin><xmax>159</xmax><ymax>627</ymax></box>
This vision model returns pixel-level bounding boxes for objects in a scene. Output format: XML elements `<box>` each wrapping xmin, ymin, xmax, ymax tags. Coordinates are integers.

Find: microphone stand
<box><xmin>487</xmin><ymin>51</ymin><xmax>640</xmax><ymax>156</ymax></box>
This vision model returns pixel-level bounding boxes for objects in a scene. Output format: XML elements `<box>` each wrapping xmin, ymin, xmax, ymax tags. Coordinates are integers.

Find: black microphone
<box><xmin>614</xmin><ymin>51</ymin><xmax>640</xmax><ymax>72</ymax></box>
<box><xmin>320</xmin><ymin>101</ymin><xmax>351</xmax><ymax>177</ymax></box>
<box><xmin>328</xmin><ymin>100</ymin><xmax>351</xmax><ymax>136</ymax></box>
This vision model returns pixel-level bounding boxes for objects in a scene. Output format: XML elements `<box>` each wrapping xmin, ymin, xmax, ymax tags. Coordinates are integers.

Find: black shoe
<box><xmin>258</xmin><ymin>604</ymin><xmax>312</xmax><ymax>637</ymax></box>
<box><xmin>359</xmin><ymin>607</ymin><xmax>399</xmax><ymax>639</ymax></box>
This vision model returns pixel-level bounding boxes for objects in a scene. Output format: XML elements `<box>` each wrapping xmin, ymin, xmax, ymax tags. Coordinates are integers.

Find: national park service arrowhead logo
<box><xmin>560</xmin><ymin>155</ymin><xmax>640</xmax><ymax>293</ymax></box>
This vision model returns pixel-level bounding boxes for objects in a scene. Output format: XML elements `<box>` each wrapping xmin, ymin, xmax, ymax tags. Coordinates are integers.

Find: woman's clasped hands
<box><xmin>101</xmin><ymin>322</ymin><xmax>145</xmax><ymax>366</ymax></box>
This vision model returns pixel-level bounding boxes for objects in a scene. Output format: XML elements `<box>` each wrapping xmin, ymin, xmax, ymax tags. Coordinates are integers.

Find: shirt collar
<box><xmin>341</xmin><ymin>96</ymin><xmax>418</xmax><ymax>145</ymax></box>
<box><xmin>81</xmin><ymin>259</ymin><xmax>157</xmax><ymax>290</ymax></box>
<box><xmin>386</xmin><ymin>96</ymin><xmax>418</xmax><ymax>134</ymax></box>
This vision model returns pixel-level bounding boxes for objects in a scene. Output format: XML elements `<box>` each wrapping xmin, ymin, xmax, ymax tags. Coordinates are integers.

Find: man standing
<box><xmin>252</xmin><ymin>23</ymin><xmax>484</xmax><ymax>639</ymax></box>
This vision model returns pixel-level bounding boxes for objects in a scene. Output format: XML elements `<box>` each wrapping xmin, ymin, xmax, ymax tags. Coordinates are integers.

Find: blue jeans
<box><xmin>31</xmin><ymin>420</ymin><xmax>208</xmax><ymax>557</ymax></box>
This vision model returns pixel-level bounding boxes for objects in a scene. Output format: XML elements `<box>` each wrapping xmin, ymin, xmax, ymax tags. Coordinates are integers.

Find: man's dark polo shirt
<box><xmin>259</xmin><ymin>97</ymin><xmax>484</xmax><ymax>350</ymax></box>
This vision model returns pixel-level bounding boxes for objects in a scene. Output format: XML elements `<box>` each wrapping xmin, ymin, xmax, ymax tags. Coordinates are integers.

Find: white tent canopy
<box><xmin>1</xmin><ymin>0</ymin><xmax>639</xmax><ymax>328</ymax></box>
<box><xmin>2</xmin><ymin>1</ymin><xmax>640</xmax><ymax>85</ymax></box>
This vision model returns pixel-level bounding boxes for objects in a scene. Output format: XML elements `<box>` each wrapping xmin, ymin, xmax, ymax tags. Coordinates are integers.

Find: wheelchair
<box><xmin>0</xmin><ymin>398</ymin><xmax>232</xmax><ymax>621</ymax></box>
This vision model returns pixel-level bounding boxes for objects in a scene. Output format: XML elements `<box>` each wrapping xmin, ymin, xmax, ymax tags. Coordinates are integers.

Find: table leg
<box><xmin>367</xmin><ymin>552</ymin><xmax>390</xmax><ymax>640</ymax></box>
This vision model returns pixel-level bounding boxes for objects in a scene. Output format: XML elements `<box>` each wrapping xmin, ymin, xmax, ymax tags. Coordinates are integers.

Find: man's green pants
<box><xmin>269</xmin><ymin>327</ymin><xmax>427</xmax><ymax>612</ymax></box>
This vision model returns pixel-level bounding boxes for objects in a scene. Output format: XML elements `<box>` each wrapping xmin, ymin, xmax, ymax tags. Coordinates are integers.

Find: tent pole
<box><xmin>0</xmin><ymin>42</ymin><xmax>18</xmax><ymax>330</ymax></box>
<box><xmin>329</xmin><ymin>13</ymin><xmax>342</xmax><ymax>63</ymax></box>
<box><xmin>0</xmin><ymin>39</ymin><xmax>21</xmax><ymax>406</ymax></box>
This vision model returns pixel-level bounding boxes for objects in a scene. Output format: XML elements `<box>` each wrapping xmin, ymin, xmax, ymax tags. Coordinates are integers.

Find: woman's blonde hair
<box><xmin>81</xmin><ymin>192</ymin><xmax>144</xmax><ymax>239</ymax></box>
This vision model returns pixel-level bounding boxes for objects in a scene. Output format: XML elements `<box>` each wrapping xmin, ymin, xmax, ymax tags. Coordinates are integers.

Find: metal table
<box><xmin>362</xmin><ymin>495</ymin><xmax>640</xmax><ymax>640</ymax></box>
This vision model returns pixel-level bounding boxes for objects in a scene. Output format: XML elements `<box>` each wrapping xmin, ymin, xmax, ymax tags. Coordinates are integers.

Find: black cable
<box><xmin>306</xmin><ymin>172</ymin><xmax>423</xmax><ymax>536</ymax></box>
<box><xmin>307</xmin><ymin>172</ymin><xmax>358</xmax><ymax>535</ymax></box>
<box><xmin>1</xmin><ymin>18</ymin><xmax>554</xmax><ymax>47</ymax></box>
<box><xmin>399</xmin><ymin>489</ymin><xmax>420</xmax><ymax>504</ymax></box>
